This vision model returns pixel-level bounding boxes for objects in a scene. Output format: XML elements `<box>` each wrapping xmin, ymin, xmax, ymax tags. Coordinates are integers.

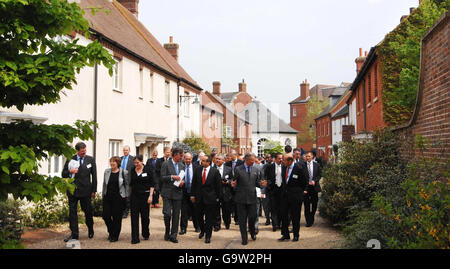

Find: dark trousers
<box><xmin>68</xmin><ymin>194</ymin><xmax>93</xmax><ymax>237</ymax></box>
<box><xmin>123</xmin><ymin>197</ymin><xmax>130</xmax><ymax>216</ymax></box>
<box><xmin>130</xmin><ymin>192</ymin><xmax>150</xmax><ymax>242</ymax></box>
<box><xmin>232</xmin><ymin>201</ymin><xmax>239</xmax><ymax>223</ymax></box>
<box><xmin>304</xmin><ymin>187</ymin><xmax>319</xmax><ymax>225</ymax></box>
<box><xmin>162</xmin><ymin>197</ymin><xmax>182</xmax><ymax>238</ymax></box>
<box><xmin>215</xmin><ymin>203</ymin><xmax>221</xmax><ymax>229</ymax></box>
<box><xmin>152</xmin><ymin>190</ymin><xmax>160</xmax><ymax>205</ymax></box>
<box><xmin>236</xmin><ymin>203</ymin><xmax>257</xmax><ymax>242</ymax></box>
<box><xmin>181</xmin><ymin>194</ymin><xmax>198</xmax><ymax>231</ymax></box>
<box><xmin>280</xmin><ymin>194</ymin><xmax>303</xmax><ymax>238</ymax></box>
<box><xmin>195</xmin><ymin>201</ymin><xmax>218</xmax><ymax>239</ymax></box>
<box><xmin>269</xmin><ymin>191</ymin><xmax>282</xmax><ymax>229</ymax></box>
<box><xmin>103</xmin><ymin>194</ymin><xmax>125</xmax><ymax>240</ymax></box>
<box><xmin>220</xmin><ymin>200</ymin><xmax>233</xmax><ymax>227</ymax></box>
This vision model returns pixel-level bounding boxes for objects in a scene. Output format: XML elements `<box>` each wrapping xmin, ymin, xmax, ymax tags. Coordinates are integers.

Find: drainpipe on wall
<box><xmin>362</xmin><ymin>78</ymin><xmax>367</xmax><ymax>132</ymax></box>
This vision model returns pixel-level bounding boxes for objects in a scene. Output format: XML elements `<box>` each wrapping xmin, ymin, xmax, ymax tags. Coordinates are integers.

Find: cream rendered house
<box><xmin>1</xmin><ymin>0</ymin><xmax>203</xmax><ymax>192</ymax></box>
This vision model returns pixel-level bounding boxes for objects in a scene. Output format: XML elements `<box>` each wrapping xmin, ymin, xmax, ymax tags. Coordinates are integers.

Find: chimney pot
<box><xmin>213</xmin><ymin>81</ymin><xmax>221</xmax><ymax>95</ymax></box>
<box><xmin>164</xmin><ymin>36</ymin><xmax>179</xmax><ymax>62</ymax></box>
<box><xmin>300</xmin><ymin>80</ymin><xmax>310</xmax><ymax>100</ymax></box>
<box><xmin>117</xmin><ymin>0</ymin><xmax>139</xmax><ymax>18</ymax></box>
<box><xmin>239</xmin><ymin>80</ymin><xmax>247</xmax><ymax>93</ymax></box>
<box><xmin>359</xmin><ymin>48</ymin><xmax>363</xmax><ymax>57</ymax></box>
<box><xmin>365</xmin><ymin>51</ymin><xmax>368</xmax><ymax>56</ymax></box>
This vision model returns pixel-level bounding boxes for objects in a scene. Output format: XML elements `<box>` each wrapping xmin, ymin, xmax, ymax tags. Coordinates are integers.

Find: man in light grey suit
<box><xmin>231</xmin><ymin>153</ymin><xmax>267</xmax><ymax>245</ymax></box>
<box><xmin>160</xmin><ymin>147</ymin><xmax>185</xmax><ymax>243</ymax></box>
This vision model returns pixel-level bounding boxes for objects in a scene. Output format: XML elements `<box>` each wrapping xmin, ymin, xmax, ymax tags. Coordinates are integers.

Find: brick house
<box><xmin>202</xmin><ymin>82</ymin><xmax>252</xmax><ymax>154</ymax></box>
<box><xmin>215</xmin><ymin>80</ymin><xmax>297</xmax><ymax>156</ymax></box>
<box><xmin>314</xmin><ymin>86</ymin><xmax>351</xmax><ymax>161</ymax></box>
<box><xmin>289</xmin><ymin>80</ymin><xmax>339</xmax><ymax>151</ymax></box>
<box><xmin>346</xmin><ymin>48</ymin><xmax>386</xmax><ymax>140</ymax></box>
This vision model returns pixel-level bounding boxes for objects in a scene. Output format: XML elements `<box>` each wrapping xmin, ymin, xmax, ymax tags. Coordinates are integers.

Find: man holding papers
<box><xmin>160</xmin><ymin>147</ymin><xmax>185</xmax><ymax>243</ymax></box>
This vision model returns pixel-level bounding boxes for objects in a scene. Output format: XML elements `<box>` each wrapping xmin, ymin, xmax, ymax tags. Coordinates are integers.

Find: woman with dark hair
<box><xmin>102</xmin><ymin>156</ymin><xmax>129</xmax><ymax>242</ymax></box>
<box><xmin>130</xmin><ymin>155</ymin><xmax>155</xmax><ymax>244</ymax></box>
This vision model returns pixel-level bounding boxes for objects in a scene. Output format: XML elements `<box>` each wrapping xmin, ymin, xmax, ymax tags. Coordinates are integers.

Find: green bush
<box><xmin>91</xmin><ymin>193</ymin><xmax>103</xmax><ymax>217</ymax></box>
<box><xmin>319</xmin><ymin>129</ymin><xmax>406</xmax><ymax>226</ymax></box>
<box><xmin>0</xmin><ymin>198</ymin><xmax>25</xmax><ymax>249</ymax></box>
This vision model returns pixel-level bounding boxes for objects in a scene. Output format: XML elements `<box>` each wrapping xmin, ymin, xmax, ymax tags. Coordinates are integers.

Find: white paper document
<box><xmin>68</xmin><ymin>160</ymin><xmax>80</xmax><ymax>178</ymax></box>
<box><xmin>173</xmin><ymin>170</ymin><xmax>185</xmax><ymax>187</ymax></box>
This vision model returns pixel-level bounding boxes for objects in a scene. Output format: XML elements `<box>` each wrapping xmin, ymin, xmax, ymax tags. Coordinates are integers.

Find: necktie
<box><xmin>174</xmin><ymin>163</ymin><xmax>179</xmax><ymax>175</ymax></box>
<box><xmin>285</xmin><ymin>167</ymin><xmax>289</xmax><ymax>184</ymax></box>
<box><xmin>232</xmin><ymin>161</ymin><xmax>236</xmax><ymax>172</ymax></box>
<box><xmin>121</xmin><ymin>156</ymin><xmax>126</xmax><ymax>169</ymax></box>
<box><xmin>79</xmin><ymin>157</ymin><xmax>83</xmax><ymax>166</ymax></box>
<box><xmin>186</xmin><ymin>166</ymin><xmax>191</xmax><ymax>193</ymax></box>
<box><xmin>152</xmin><ymin>159</ymin><xmax>156</xmax><ymax>167</ymax></box>
<box><xmin>308</xmin><ymin>162</ymin><xmax>313</xmax><ymax>182</ymax></box>
<box><xmin>202</xmin><ymin>168</ymin><xmax>207</xmax><ymax>185</ymax></box>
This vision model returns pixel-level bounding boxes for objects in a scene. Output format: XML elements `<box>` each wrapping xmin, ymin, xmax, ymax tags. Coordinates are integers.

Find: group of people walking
<box><xmin>62</xmin><ymin>142</ymin><xmax>322</xmax><ymax>246</ymax></box>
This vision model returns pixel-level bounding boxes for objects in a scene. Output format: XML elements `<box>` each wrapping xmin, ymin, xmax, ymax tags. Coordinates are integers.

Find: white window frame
<box><xmin>149</xmin><ymin>72</ymin><xmax>154</xmax><ymax>102</ymax></box>
<box><xmin>139</xmin><ymin>68</ymin><xmax>144</xmax><ymax>99</ymax></box>
<box><xmin>109</xmin><ymin>140</ymin><xmax>121</xmax><ymax>158</ymax></box>
<box><xmin>293</xmin><ymin>108</ymin><xmax>297</xmax><ymax>117</ymax></box>
<box><xmin>48</xmin><ymin>155</ymin><xmax>65</xmax><ymax>177</ymax></box>
<box><xmin>112</xmin><ymin>58</ymin><xmax>121</xmax><ymax>91</ymax></box>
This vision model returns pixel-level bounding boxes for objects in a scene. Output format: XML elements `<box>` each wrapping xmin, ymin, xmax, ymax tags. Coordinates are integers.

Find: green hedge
<box><xmin>0</xmin><ymin>198</ymin><xmax>25</xmax><ymax>249</ymax></box>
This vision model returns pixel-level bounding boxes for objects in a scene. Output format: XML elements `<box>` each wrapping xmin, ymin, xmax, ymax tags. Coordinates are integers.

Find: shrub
<box><xmin>91</xmin><ymin>193</ymin><xmax>103</xmax><ymax>217</ymax></box>
<box><xmin>0</xmin><ymin>198</ymin><xmax>25</xmax><ymax>249</ymax></box>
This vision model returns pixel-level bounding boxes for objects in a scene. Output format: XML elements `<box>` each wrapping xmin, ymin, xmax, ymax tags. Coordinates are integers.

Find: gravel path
<box><xmin>23</xmin><ymin>206</ymin><xmax>343</xmax><ymax>249</ymax></box>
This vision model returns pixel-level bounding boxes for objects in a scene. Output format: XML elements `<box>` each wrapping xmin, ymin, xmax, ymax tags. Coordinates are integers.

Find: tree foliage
<box><xmin>263</xmin><ymin>139</ymin><xmax>284</xmax><ymax>155</ymax></box>
<box><xmin>379</xmin><ymin>0</ymin><xmax>448</xmax><ymax>126</ymax></box>
<box><xmin>182</xmin><ymin>132</ymin><xmax>212</xmax><ymax>155</ymax></box>
<box><xmin>297</xmin><ymin>95</ymin><xmax>329</xmax><ymax>148</ymax></box>
<box><xmin>0</xmin><ymin>0</ymin><xmax>114</xmax><ymax>202</ymax></box>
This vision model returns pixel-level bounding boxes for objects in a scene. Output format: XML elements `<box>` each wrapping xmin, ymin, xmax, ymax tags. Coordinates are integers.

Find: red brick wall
<box><xmin>354</xmin><ymin>57</ymin><xmax>386</xmax><ymax>133</ymax></box>
<box><xmin>316</xmin><ymin>115</ymin><xmax>332</xmax><ymax>161</ymax></box>
<box><xmin>290</xmin><ymin>103</ymin><xmax>314</xmax><ymax>150</ymax></box>
<box><xmin>395</xmin><ymin>12</ymin><xmax>450</xmax><ymax>162</ymax></box>
<box><xmin>233</xmin><ymin>92</ymin><xmax>253</xmax><ymax>113</ymax></box>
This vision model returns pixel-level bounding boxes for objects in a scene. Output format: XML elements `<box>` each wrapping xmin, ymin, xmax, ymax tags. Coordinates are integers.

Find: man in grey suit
<box><xmin>231</xmin><ymin>153</ymin><xmax>267</xmax><ymax>245</ymax></box>
<box><xmin>120</xmin><ymin>146</ymin><xmax>134</xmax><ymax>218</ymax></box>
<box><xmin>160</xmin><ymin>147</ymin><xmax>185</xmax><ymax>243</ymax></box>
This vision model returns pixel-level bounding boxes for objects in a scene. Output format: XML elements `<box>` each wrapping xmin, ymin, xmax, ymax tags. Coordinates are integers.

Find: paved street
<box><xmin>22</xmin><ymin>206</ymin><xmax>343</xmax><ymax>249</ymax></box>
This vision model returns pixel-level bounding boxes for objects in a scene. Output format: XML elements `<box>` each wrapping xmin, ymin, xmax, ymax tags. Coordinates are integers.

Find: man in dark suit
<box><xmin>225</xmin><ymin>150</ymin><xmax>244</xmax><ymax>225</ymax></box>
<box><xmin>120</xmin><ymin>146</ymin><xmax>134</xmax><ymax>219</ymax></box>
<box><xmin>190</xmin><ymin>155</ymin><xmax>222</xmax><ymax>244</ymax></box>
<box><xmin>278</xmin><ymin>153</ymin><xmax>308</xmax><ymax>242</ymax></box>
<box><xmin>214</xmin><ymin>154</ymin><xmax>233</xmax><ymax>230</ymax></box>
<box><xmin>146</xmin><ymin>150</ymin><xmax>163</xmax><ymax>208</ymax></box>
<box><xmin>261</xmin><ymin>153</ymin><xmax>273</xmax><ymax>226</ymax></box>
<box><xmin>160</xmin><ymin>147</ymin><xmax>185</xmax><ymax>243</ymax></box>
<box><xmin>231</xmin><ymin>153</ymin><xmax>267</xmax><ymax>245</ymax></box>
<box><xmin>265</xmin><ymin>152</ymin><xmax>283</xmax><ymax>232</ymax></box>
<box><xmin>179</xmin><ymin>152</ymin><xmax>198</xmax><ymax>234</ymax></box>
<box><xmin>304</xmin><ymin>151</ymin><xmax>322</xmax><ymax>227</ymax></box>
<box><xmin>62</xmin><ymin>142</ymin><xmax>97</xmax><ymax>242</ymax></box>
<box><xmin>293</xmin><ymin>148</ymin><xmax>306</xmax><ymax>166</ymax></box>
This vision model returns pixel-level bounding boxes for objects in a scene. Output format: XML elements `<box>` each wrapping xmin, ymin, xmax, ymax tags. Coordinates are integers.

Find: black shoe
<box><xmin>169</xmin><ymin>237</ymin><xmax>178</xmax><ymax>243</ymax></box>
<box><xmin>164</xmin><ymin>233</ymin><xmax>170</xmax><ymax>241</ymax></box>
<box><xmin>242</xmin><ymin>240</ymin><xmax>248</xmax><ymax>245</ymax></box>
<box><xmin>122</xmin><ymin>213</ymin><xmax>128</xmax><ymax>219</ymax></box>
<box><xmin>199</xmin><ymin>232</ymin><xmax>205</xmax><ymax>239</ymax></box>
<box><xmin>235</xmin><ymin>222</ymin><xmax>239</xmax><ymax>225</ymax></box>
<box><xmin>110</xmin><ymin>238</ymin><xmax>118</xmax><ymax>243</ymax></box>
<box><xmin>194</xmin><ymin>228</ymin><xmax>200</xmax><ymax>233</ymax></box>
<box><xmin>205</xmin><ymin>238</ymin><xmax>211</xmax><ymax>244</ymax></box>
<box><xmin>88</xmin><ymin>230</ymin><xmax>94</xmax><ymax>239</ymax></box>
<box><xmin>64</xmin><ymin>235</ymin><xmax>78</xmax><ymax>242</ymax></box>
<box><xmin>272</xmin><ymin>227</ymin><xmax>277</xmax><ymax>232</ymax></box>
<box><xmin>179</xmin><ymin>229</ymin><xmax>186</xmax><ymax>235</ymax></box>
<box><xmin>292</xmin><ymin>237</ymin><xmax>299</xmax><ymax>241</ymax></box>
<box><xmin>225</xmin><ymin>224</ymin><xmax>230</xmax><ymax>230</ymax></box>
<box><xmin>251</xmin><ymin>234</ymin><xmax>257</xmax><ymax>241</ymax></box>
<box><xmin>131</xmin><ymin>239</ymin><xmax>140</xmax><ymax>244</ymax></box>
<box><xmin>306</xmin><ymin>223</ymin><xmax>312</xmax><ymax>227</ymax></box>
<box><xmin>214</xmin><ymin>226</ymin><xmax>220</xmax><ymax>232</ymax></box>
<box><xmin>265</xmin><ymin>220</ymin><xmax>271</xmax><ymax>225</ymax></box>
<box><xmin>143</xmin><ymin>237</ymin><xmax>149</xmax><ymax>240</ymax></box>
<box><xmin>278</xmin><ymin>236</ymin><xmax>290</xmax><ymax>241</ymax></box>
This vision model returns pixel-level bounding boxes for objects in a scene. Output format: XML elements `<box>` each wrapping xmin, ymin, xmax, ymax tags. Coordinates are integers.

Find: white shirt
<box><xmin>275</xmin><ymin>163</ymin><xmax>282</xmax><ymax>187</ymax></box>
<box><xmin>201</xmin><ymin>166</ymin><xmax>211</xmax><ymax>180</ymax></box>
<box><xmin>216</xmin><ymin>165</ymin><xmax>224</xmax><ymax>177</ymax></box>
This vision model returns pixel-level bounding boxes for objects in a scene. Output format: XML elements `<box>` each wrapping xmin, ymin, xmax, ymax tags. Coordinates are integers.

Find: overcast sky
<box><xmin>139</xmin><ymin>0</ymin><xmax>419</xmax><ymax>123</ymax></box>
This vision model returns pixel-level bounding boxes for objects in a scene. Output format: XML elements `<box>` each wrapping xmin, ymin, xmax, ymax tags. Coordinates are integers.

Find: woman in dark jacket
<box><xmin>102</xmin><ymin>156</ymin><xmax>129</xmax><ymax>242</ymax></box>
<box><xmin>130</xmin><ymin>155</ymin><xmax>155</xmax><ymax>244</ymax></box>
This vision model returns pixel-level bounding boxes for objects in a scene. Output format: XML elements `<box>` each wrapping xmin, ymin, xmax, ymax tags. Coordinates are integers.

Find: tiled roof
<box><xmin>331</xmin><ymin>104</ymin><xmax>349</xmax><ymax>119</ymax></box>
<box><xmin>79</xmin><ymin>0</ymin><xmax>201</xmax><ymax>90</ymax></box>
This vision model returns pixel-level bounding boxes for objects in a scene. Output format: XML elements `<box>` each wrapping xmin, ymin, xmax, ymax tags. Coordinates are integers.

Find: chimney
<box><xmin>213</xmin><ymin>81</ymin><xmax>221</xmax><ymax>96</ymax></box>
<box><xmin>355</xmin><ymin>48</ymin><xmax>367</xmax><ymax>74</ymax></box>
<box><xmin>164</xmin><ymin>36</ymin><xmax>179</xmax><ymax>62</ymax></box>
<box><xmin>239</xmin><ymin>79</ymin><xmax>247</xmax><ymax>93</ymax></box>
<box><xmin>300</xmin><ymin>79</ymin><xmax>310</xmax><ymax>100</ymax></box>
<box><xmin>117</xmin><ymin>0</ymin><xmax>139</xmax><ymax>18</ymax></box>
